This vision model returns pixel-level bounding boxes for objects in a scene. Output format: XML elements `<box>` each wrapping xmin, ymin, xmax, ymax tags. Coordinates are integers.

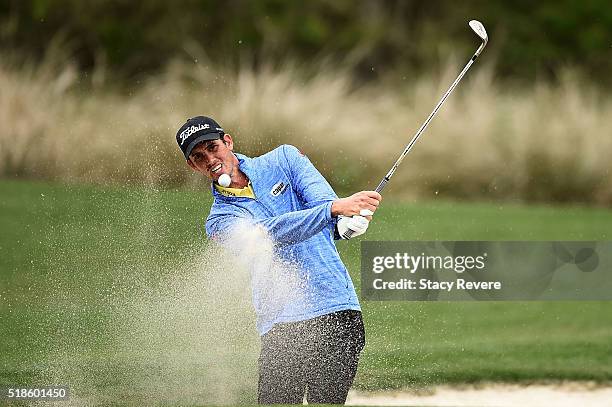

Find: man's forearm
<box><xmin>254</xmin><ymin>201</ymin><xmax>334</xmax><ymax>245</ymax></box>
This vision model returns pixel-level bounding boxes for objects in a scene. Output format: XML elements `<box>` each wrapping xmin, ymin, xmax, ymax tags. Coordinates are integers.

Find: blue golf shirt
<box><xmin>205</xmin><ymin>145</ymin><xmax>361</xmax><ymax>335</ymax></box>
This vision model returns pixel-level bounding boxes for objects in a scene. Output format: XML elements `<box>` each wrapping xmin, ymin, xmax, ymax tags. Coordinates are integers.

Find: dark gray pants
<box><xmin>258</xmin><ymin>310</ymin><xmax>365</xmax><ymax>405</ymax></box>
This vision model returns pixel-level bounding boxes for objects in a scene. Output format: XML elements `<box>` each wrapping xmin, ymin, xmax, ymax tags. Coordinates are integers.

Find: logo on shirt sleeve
<box><xmin>270</xmin><ymin>181</ymin><xmax>288</xmax><ymax>197</ymax></box>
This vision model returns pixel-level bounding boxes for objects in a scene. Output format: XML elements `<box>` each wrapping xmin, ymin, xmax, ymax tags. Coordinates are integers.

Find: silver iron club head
<box><xmin>469</xmin><ymin>20</ymin><xmax>488</xmax><ymax>45</ymax></box>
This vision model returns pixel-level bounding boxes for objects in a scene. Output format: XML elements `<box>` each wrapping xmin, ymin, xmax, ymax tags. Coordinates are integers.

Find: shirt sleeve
<box><xmin>206</xmin><ymin>201</ymin><xmax>334</xmax><ymax>245</ymax></box>
<box><xmin>280</xmin><ymin>145</ymin><xmax>338</xmax><ymax>209</ymax></box>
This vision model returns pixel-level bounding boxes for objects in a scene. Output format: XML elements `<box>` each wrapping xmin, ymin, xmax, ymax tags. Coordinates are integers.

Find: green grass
<box><xmin>1</xmin><ymin>179</ymin><xmax>611</xmax><ymax>403</ymax></box>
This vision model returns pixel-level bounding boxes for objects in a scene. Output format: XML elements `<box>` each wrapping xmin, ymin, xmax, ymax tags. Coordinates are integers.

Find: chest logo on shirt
<box><xmin>270</xmin><ymin>181</ymin><xmax>288</xmax><ymax>197</ymax></box>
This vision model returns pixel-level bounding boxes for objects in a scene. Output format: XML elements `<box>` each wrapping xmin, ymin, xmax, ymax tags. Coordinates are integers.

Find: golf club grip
<box><xmin>343</xmin><ymin>228</ymin><xmax>356</xmax><ymax>239</ymax></box>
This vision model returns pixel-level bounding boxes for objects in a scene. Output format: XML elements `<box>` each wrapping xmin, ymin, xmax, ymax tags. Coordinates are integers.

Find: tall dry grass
<box><xmin>1</xmin><ymin>52</ymin><xmax>611</xmax><ymax>205</ymax></box>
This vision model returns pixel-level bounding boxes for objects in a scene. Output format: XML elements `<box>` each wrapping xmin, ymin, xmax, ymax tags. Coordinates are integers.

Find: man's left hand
<box><xmin>337</xmin><ymin>215</ymin><xmax>369</xmax><ymax>239</ymax></box>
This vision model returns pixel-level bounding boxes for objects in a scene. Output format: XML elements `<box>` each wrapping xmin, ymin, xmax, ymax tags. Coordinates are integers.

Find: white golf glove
<box><xmin>337</xmin><ymin>214</ymin><xmax>370</xmax><ymax>240</ymax></box>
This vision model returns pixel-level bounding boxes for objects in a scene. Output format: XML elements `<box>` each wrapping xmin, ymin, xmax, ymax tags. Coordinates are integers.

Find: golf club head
<box><xmin>469</xmin><ymin>20</ymin><xmax>488</xmax><ymax>45</ymax></box>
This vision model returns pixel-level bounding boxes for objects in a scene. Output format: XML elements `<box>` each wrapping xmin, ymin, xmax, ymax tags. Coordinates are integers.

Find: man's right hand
<box><xmin>331</xmin><ymin>191</ymin><xmax>382</xmax><ymax>220</ymax></box>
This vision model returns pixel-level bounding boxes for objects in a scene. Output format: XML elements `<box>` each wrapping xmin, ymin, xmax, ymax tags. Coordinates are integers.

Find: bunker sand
<box><xmin>347</xmin><ymin>382</ymin><xmax>612</xmax><ymax>406</ymax></box>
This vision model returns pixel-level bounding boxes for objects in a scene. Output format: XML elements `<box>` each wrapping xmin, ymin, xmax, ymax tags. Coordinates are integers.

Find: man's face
<box><xmin>187</xmin><ymin>134</ymin><xmax>238</xmax><ymax>182</ymax></box>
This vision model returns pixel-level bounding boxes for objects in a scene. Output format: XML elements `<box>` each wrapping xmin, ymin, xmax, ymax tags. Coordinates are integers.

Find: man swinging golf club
<box><xmin>176</xmin><ymin>116</ymin><xmax>381</xmax><ymax>404</ymax></box>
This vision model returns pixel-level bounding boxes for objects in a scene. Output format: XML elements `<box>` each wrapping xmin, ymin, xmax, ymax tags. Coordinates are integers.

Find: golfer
<box><xmin>176</xmin><ymin>116</ymin><xmax>381</xmax><ymax>404</ymax></box>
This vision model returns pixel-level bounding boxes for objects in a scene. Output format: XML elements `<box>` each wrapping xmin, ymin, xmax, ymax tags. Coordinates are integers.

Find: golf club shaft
<box><xmin>375</xmin><ymin>43</ymin><xmax>485</xmax><ymax>194</ymax></box>
<box><xmin>342</xmin><ymin>33</ymin><xmax>486</xmax><ymax>239</ymax></box>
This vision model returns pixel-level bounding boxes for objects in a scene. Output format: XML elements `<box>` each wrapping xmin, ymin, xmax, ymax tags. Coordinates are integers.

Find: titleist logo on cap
<box><xmin>179</xmin><ymin>124</ymin><xmax>224</xmax><ymax>145</ymax></box>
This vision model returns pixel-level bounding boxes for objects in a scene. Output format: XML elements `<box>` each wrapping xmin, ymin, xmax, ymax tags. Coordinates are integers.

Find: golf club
<box><xmin>343</xmin><ymin>20</ymin><xmax>488</xmax><ymax>239</ymax></box>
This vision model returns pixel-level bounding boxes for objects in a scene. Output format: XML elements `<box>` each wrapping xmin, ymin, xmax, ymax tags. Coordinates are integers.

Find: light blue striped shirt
<box><xmin>205</xmin><ymin>145</ymin><xmax>360</xmax><ymax>335</ymax></box>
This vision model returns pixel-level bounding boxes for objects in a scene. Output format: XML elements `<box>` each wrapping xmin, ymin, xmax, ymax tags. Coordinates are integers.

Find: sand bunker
<box><xmin>347</xmin><ymin>382</ymin><xmax>612</xmax><ymax>407</ymax></box>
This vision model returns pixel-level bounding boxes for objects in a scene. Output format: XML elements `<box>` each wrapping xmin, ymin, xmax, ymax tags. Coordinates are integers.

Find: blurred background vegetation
<box><xmin>1</xmin><ymin>0</ymin><xmax>611</xmax><ymax>204</ymax></box>
<box><xmin>3</xmin><ymin>0</ymin><xmax>611</xmax><ymax>84</ymax></box>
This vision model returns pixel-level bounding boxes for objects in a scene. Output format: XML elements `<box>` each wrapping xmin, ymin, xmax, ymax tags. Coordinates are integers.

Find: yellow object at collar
<box><xmin>214</xmin><ymin>181</ymin><xmax>256</xmax><ymax>199</ymax></box>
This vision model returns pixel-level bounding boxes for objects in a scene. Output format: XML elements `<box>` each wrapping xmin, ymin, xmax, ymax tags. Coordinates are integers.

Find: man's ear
<box><xmin>222</xmin><ymin>134</ymin><xmax>234</xmax><ymax>150</ymax></box>
<box><xmin>186</xmin><ymin>158</ymin><xmax>198</xmax><ymax>171</ymax></box>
